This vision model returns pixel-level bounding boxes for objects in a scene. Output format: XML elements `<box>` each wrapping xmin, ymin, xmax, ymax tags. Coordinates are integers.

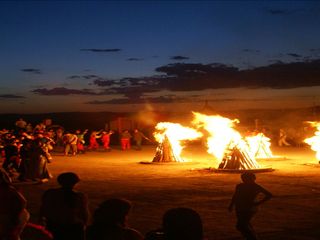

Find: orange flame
<box><xmin>246</xmin><ymin>133</ymin><xmax>273</xmax><ymax>159</ymax></box>
<box><xmin>192</xmin><ymin>112</ymin><xmax>260</xmax><ymax>168</ymax></box>
<box><xmin>304</xmin><ymin>121</ymin><xmax>320</xmax><ymax>160</ymax></box>
<box><xmin>154</xmin><ymin>122</ymin><xmax>203</xmax><ymax>162</ymax></box>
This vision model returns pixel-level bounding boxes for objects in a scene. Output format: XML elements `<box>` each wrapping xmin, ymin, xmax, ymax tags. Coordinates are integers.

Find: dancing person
<box><xmin>133</xmin><ymin>129</ymin><xmax>148</xmax><ymax>150</ymax></box>
<box><xmin>88</xmin><ymin>131</ymin><xmax>102</xmax><ymax>150</ymax></box>
<box><xmin>101</xmin><ymin>130</ymin><xmax>114</xmax><ymax>151</ymax></box>
<box><xmin>86</xmin><ymin>198</ymin><xmax>143</xmax><ymax>240</ymax></box>
<box><xmin>63</xmin><ymin>132</ymin><xmax>78</xmax><ymax>156</ymax></box>
<box><xmin>120</xmin><ymin>130</ymin><xmax>132</xmax><ymax>151</ymax></box>
<box><xmin>228</xmin><ymin>172</ymin><xmax>272</xmax><ymax>240</ymax></box>
<box><xmin>278</xmin><ymin>128</ymin><xmax>290</xmax><ymax>147</ymax></box>
<box><xmin>40</xmin><ymin>172</ymin><xmax>89</xmax><ymax>240</ymax></box>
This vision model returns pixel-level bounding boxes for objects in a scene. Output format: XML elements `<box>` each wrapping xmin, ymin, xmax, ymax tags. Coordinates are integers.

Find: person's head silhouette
<box><xmin>163</xmin><ymin>207</ymin><xmax>203</xmax><ymax>240</ymax></box>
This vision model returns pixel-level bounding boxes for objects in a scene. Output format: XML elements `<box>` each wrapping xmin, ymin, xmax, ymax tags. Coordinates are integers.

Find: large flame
<box><xmin>192</xmin><ymin>112</ymin><xmax>247</xmax><ymax>159</ymax></box>
<box><xmin>153</xmin><ymin>122</ymin><xmax>203</xmax><ymax>161</ymax></box>
<box><xmin>192</xmin><ymin>112</ymin><xmax>260</xmax><ymax>169</ymax></box>
<box><xmin>304</xmin><ymin>121</ymin><xmax>320</xmax><ymax>160</ymax></box>
<box><xmin>246</xmin><ymin>133</ymin><xmax>273</xmax><ymax>159</ymax></box>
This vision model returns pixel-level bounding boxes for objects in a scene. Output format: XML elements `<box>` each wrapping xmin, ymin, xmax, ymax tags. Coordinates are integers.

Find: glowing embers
<box><xmin>304</xmin><ymin>121</ymin><xmax>320</xmax><ymax>161</ymax></box>
<box><xmin>192</xmin><ymin>112</ymin><xmax>261</xmax><ymax>170</ymax></box>
<box><xmin>152</xmin><ymin>122</ymin><xmax>202</xmax><ymax>162</ymax></box>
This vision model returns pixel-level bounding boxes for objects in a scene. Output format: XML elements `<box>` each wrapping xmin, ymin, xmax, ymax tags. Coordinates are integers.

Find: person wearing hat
<box><xmin>0</xmin><ymin>169</ymin><xmax>30</xmax><ymax>240</ymax></box>
<box><xmin>40</xmin><ymin>172</ymin><xmax>89</xmax><ymax>240</ymax></box>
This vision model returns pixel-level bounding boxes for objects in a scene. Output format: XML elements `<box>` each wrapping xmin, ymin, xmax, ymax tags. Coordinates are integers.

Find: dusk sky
<box><xmin>1</xmin><ymin>1</ymin><xmax>320</xmax><ymax>113</ymax></box>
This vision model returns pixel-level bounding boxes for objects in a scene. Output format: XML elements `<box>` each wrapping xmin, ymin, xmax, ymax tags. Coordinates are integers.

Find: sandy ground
<box><xmin>11</xmin><ymin>145</ymin><xmax>320</xmax><ymax>240</ymax></box>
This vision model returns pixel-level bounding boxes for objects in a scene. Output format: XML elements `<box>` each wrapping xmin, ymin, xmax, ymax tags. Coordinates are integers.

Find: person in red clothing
<box><xmin>102</xmin><ymin>130</ymin><xmax>114</xmax><ymax>151</ymax></box>
<box><xmin>88</xmin><ymin>131</ymin><xmax>102</xmax><ymax>150</ymax></box>
<box><xmin>120</xmin><ymin>130</ymin><xmax>132</xmax><ymax>150</ymax></box>
<box><xmin>0</xmin><ymin>169</ymin><xmax>30</xmax><ymax>240</ymax></box>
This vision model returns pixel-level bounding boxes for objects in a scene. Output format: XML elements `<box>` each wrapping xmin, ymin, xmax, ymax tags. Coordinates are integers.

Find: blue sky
<box><xmin>1</xmin><ymin>1</ymin><xmax>320</xmax><ymax>113</ymax></box>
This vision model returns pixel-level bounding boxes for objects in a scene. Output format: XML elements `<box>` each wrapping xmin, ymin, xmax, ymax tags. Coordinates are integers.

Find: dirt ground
<box><xmin>12</xmin><ymin>145</ymin><xmax>320</xmax><ymax>240</ymax></box>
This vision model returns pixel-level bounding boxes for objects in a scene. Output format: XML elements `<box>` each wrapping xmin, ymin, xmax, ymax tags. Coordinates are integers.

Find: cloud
<box><xmin>80</xmin><ymin>48</ymin><xmax>121</xmax><ymax>53</ymax></box>
<box><xmin>0</xmin><ymin>94</ymin><xmax>25</xmax><ymax>99</ymax></box>
<box><xmin>31</xmin><ymin>87</ymin><xmax>100</xmax><ymax>96</ymax></box>
<box><xmin>127</xmin><ymin>58</ymin><xmax>143</xmax><ymax>61</ymax></box>
<box><xmin>242</xmin><ymin>49</ymin><xmax>260</xmax><ymax>54</ymax></box>
<box><xmin>170</xmin><ymin>56</ymin><xmax>190</xmax><ymax>60</ymax></box>
<box><xmin>32</xmin><ymin>59</ymin><xmax>320</xmax><ymax>102</ymax></box>
<box><xmin>21</xmin><ymin>68</ymin><xmax>42</xmax><ymax>74</ymax></box>
<box><xmin>88</xmin><ymin>60</ymin><xmax>320</xmax><ymax>98</ymax></box>
<box><xmin>85</xmin><ymin>95</ymin><xmax>192</xmax><ymax>105</ymax></box>
<box><xmin>287</xmin><ymin>53</ymin><xmax>302</xmax><ymax>58</ymax></box>
<box><xmin>267</xmin><ymin>9</ymin><xmax>290</xmax><ymax>15</ymax></box>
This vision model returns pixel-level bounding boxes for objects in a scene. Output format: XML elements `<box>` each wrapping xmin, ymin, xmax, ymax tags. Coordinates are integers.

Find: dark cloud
<box><xmin>85</xmin><ymin>95</ymin><xmax>191</xmax><ymax>105</ymax></box>
<box><xmin>89</xmin><ymin>60</ymin><xmax>320</xmax><ymax>98</ymax></box>
<box><xmin>127</xmin><ymin>58</ymin><xmax>143</xmax><ymax>61</ymax></box>
<box><xmin>80</xmin><ymin>48</ymin><xmax>121</xmax><ymax>53</ymax></box>
<box><xmin>267</xmin><ymin>9</ymin><xmax>290</xmax><ymax>15</ymax></box>
<box><xmin>21</xmin><ymin>68</ymin><xmax>41</xmax><ymax>74</ymax></box>
<box><xmin>32</xmin><ymin>60</ymin><xmax>320</xmax><ymax>102</ymax></box>
<box><xmin>287</xmin><ymin>53</ymin><xmax>302</xmax><ymax>58</ymax></box>
<box><xmin>31</xmin><ymin>87</ymin><xmax>100</xmax><ymax>96</ymax></box>
<box><xmin>170</xmin><ymin>56</ymin><xmax>190</xmax><ymax>60</ymax></box>
<box><xmin>242</xmin><ymin>49</ymin><xmax>260</xmax><ymax>53</ymax></box>
<box><xmin>0</xmin><ymin>94</ymin><xmax>25</xmax><ymax>99</ymax></box>
<box><xmin>93</xmin><ymin>79</ymin><xmax>117</xmax><ymax>87</ymax></box>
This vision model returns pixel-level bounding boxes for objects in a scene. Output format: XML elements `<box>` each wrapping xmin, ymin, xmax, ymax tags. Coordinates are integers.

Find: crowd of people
<box><xmin>0</xmin><ymin>118</ymin><xmax>152</xmax><ymax>182</ymax></box>
<box><xmin>0</xmin><ymin>168</ymin><xmax>272</xmax><ymax>240</ymax></box>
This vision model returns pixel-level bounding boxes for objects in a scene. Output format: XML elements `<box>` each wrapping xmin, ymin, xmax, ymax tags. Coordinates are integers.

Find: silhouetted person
<box><xmin>228</xmin><ymin>172</ymin><xmax>272</xmax><ymax>240</ymax></box>
<box><xmin>40</xmin><ymin>172</ymin><xmax>89</xmax><ymax>240</ymax></box>
<box><xmin>145</xmin><ymin>207</ymin><xmax>204</xmax><ymax>240</ymax></box>
<box><xmin>0</xmin><ymin>169</ymin><xmax>30</xmax><ymax>240</ymax></box>
<box><xmin>86</xmin><ymin>198</ymin><xmax>143</xmax><ymax>240</ymax></box>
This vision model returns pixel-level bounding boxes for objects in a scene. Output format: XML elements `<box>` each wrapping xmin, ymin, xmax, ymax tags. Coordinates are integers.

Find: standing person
<box><xmin>40</xmin><ymin>172</ymin><xmax>89</xmax><ymax>240</ymax></box>
<box><xmin>86</xmin><ymin>198</ymin><xmax>143</xmax><ymax>240</ymax></box>
<box><xmin>28</xmin><ymin>139</ymin><xmax>51</xmax><ymax>183</ymax></box>
<box><xmin>120</xmin><ymin>130</ymin><xmax>132</xmax><ymax>151</ymax></box>
<box><xmin>133</xmin><ymin>129</ymin><xmax>148</xmax><ymax>150</ymax></box>
<box><xmin>101</xmin><ymin>130</ymin><xmax>114</xmax><ymax>151</ymax></box>
<box><xmin>0</xmin><ymin>169</ymin><xmax>30</xmax><ymax>240</ymax></box>
<box><xmin>228</xmin><ymin>172</ymin><xmax>273</xmax><ymax>240</ymax></box>
<box><xmin>63</xmin><ymin>132</ymin><xmax>78</xmax><ymax>156</ymax></box>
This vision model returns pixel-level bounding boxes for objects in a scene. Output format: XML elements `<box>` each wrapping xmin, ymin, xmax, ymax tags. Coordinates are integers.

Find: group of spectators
<box><xmin>0</xmin><ymin>168</ymin><xmax>272</xmax><ymax>240</ymax></box>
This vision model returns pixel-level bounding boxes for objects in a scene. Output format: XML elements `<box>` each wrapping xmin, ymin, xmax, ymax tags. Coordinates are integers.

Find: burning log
<box><xmin>151</xmin><ymin>122</ymin><xmax>202</xmax><ymax>163</ymax></box>
<box><xmin>152</xmin><ymin>135</ymin><xmax>182</xmax><ymax>162</ymax></box>
<box><xmin>218</xmin><ymin>146</ymin><xmax>260</xmax><ymax>170</ymax></box>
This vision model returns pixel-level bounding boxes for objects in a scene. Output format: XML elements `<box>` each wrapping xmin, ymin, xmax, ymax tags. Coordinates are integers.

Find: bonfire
<box><xmin>152</xmin><ymin>122</ymin><xmax>202</xmax><ymax>162</ymax></box>
<box><xmin>304</xmin><ymin>121</ymin><xmax>320</xmax><ymax>162</ymax></box>
<box><xmin>192</xmin><ymin>112</ymin><xmax>261</xmax><ymax>170</ymax></box>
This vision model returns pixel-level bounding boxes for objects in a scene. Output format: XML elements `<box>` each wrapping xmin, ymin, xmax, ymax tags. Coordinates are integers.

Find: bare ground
<box><xmin>12</xmin><ymin>145</ymin><xmax>320</xmax><ymax>240</ymax></box>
